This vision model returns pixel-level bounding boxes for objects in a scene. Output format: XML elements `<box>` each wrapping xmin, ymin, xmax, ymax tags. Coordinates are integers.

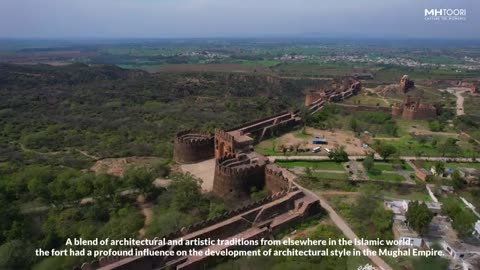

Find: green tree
<box><xmin>433</xmin><ymin>161</ymin><xmax>445</xmax><ymax>176</ymax></box>
<box><xmin>451</xmin><ymin>170</ymin><xmax>465</xmax><ymax>190</ymax></box>
<box><xmin>372</xmin><ymin>205</ymin><xmax>394</xmax><ymax>239</ymax></box>
<box><xmin>428</xmin><ymin>120</ymin><xmax>443</xmax><ymax>132</ymax></box>
<box><xmin>0</xmin><ymin>240</ymin><xmax>36</xmax><ymax>270</ymax></box>
<box><xmin>375</xmin><ymin>142</ymin><xmax>397</xmax><ymax>161</ymax></box>
<box><xmin>362</xmin><ymin>154</ymin><xmax>374</xmax><ymax>172</ymax></box>
<box><xmin>169</xmin><ymin>173</ymin><xmax>204</xmax><ymax>211</ymax></box>
<box><xmin>93</xmin><ymin>173</ymin><xmax>118</xmax><ymax>204</ymax></box>
<box><xmin>349</xmin><ymin>118</ymin><xmax>359</xmax><ymax>133</ymax></box>
<box><xmin>405</xmin><ymin>201</ymin><xmax>434</xmax><ymax>235</ymax></box>
<box><xmin>124</xmin><ymin>166</ymin><xmax>156</xmax><ymax>198</ymax></box>
<box><xmin>440</xmin><ymin>138</ymin><xmax>461</xmax><ymax>157</ymax></box>
<box><xmin>327</xmin><ymin>145</ymin><xmax>349</xmax><ymax>162</ymax></box>
<box><xmin>25</xmin><ymin>165</ymin><xmax>55</xmax><ymax>202</ymax></box>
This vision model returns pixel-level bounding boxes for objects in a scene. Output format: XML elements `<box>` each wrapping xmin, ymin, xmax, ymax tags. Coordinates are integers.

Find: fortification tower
<box><xmin>173</xmin><ymin>130</ymin><xmax>214</xmax><ymax>164</ymax></box>
<box><xmin>265</xmin><ymin>164</ymin><xmax>291</xmax><ymax>194</ymax></box>
<box><xmin>399</xmin><ymin>75</ymin><xmax>414</xmax><ymax>93</ymax></box>
<box><xmin>214</xmin><ymin>129</ymin><xmax>254</xmax><ymax>158</ymax></box>
<box><xmin>214</xmin><ymin>129</ymin><xmax>236</xmax><ymax>158</ymax></box>
<box><xmin>213</xmin><ymin>153</ymin><xmax>267</xmax><ymax>200</ymax></box>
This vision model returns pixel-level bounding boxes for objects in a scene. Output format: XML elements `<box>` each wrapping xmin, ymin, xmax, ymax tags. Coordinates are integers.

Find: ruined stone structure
<box><xmin>214</xmin><ymin>129</ymin><xmax>253</xmax><ymax>159</ymax></box>
<box><xmin>399</xmin><ymin>75</ymin><xmax>414</xmax><ymax>93</ymax></box>
<box><xmin>173</xmin><ymin>130</ymin><xmax>214</xmax><ymax>164</ymax></box>
<box><xmin>77</xmin><ymin>182</ymin><xmax>322</xmax><ymax>270</ymax></box>
<box><xmin>304</xmin><ymin>77</ymin><xmax>362</xmax><ymax>107</ymax></box>
<box><xmin>213</xmin><ymin>111</ymin><xmax>301</xmax><ymax>159</ymax></box>
<box><xmin>212</xmin><ymin>153</ymin><xmax>267</xmax><ymax>200</ymax></box>
<box><xmin>391</xmin><ymin>96</ymin><xmax>437</xmax><ymax>120</ymax></box>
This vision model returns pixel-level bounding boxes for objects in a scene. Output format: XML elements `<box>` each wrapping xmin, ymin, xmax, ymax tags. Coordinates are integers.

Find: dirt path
<box><xmin>454</xmin><ymin>90</ymin><xmax>467</xmax><ymax>116</ymax></box>
<box><xmin>74</xmin><ymin>149</ymin><xmax>100</xmax><ymax>160</ymax></box>
<box><xmin>139</xmin><ymin>205</ymin><xmax>153</xmax><ymax>238</ymax></box>
<box><xmin>137</xmin><ymin>195</ymin><xmax>153</xmax><ymax>238</ymax></box>
<box><xmin>19</xmin><ymin>143</ymin><xmax>100</xmax><ymax>160</ymax></box>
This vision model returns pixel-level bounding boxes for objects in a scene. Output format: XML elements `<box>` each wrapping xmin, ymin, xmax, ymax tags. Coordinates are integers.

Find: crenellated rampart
<box><xmin>265</xmin><ymin>164</ymin><xmax>291</xmax><ymax>194</ymax></box>
<box><xmin>213</xmin><ymin>154</ymin><xmax>266</xmax><ymax>200</ymax></box>
<box><xmin>173</xmin><ymin>130</ymin><xmax>214</xmax><ymax>164</ymax></box>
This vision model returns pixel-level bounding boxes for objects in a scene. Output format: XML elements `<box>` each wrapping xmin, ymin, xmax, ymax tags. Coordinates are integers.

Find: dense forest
<box><xmin>0</xmin><ymin>63</ymin><xmax>318</xmax><ymax>163</ymax></box>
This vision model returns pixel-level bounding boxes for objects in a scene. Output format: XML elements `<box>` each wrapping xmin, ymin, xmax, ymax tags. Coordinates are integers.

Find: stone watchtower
<box><xmin>173</xmin><ymin>130</ymin><xmax>214</xmax><ymax>164</ymax></box>
<box><xmin>212</xmin><ymin>153</ymin><xmax>267</xmax><ymax>200</ymax></box>
<box><xmin>399</xmin><ymin>75</ymin><xmax>414</xmax><ymax>93</ymax></box>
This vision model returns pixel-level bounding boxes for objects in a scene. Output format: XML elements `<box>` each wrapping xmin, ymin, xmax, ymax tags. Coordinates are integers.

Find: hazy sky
<box><xmin>1</xmin><ymin>0</ymin><xmax>478</xmax><ymax>39</ymax></box>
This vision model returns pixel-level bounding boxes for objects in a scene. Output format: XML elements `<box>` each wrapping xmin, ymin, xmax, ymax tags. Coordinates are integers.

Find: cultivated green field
<box><xmin>276</xmin><ymin>160</ymin><xmax>345</xmax><ymax>170</ymax></box>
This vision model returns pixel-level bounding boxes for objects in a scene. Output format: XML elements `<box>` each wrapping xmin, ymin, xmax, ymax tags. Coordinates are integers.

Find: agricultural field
<box><xmin>275</xmin><ymin>160</ymin><xmax>345</xmax><ymax>170</ymax></box>
<box><xmin>140</xmin><ymin>63</ymin><xmax>270</xmax><ymax>73</ymax></box>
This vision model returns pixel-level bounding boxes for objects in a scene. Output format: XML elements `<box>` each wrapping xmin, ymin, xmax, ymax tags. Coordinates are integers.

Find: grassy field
<box><xmin>463</xmin><ymin>94</ymin><xmax>480</xmax><ymax>117</ymax></box>
<box><xmin>373</xmin><ymin>163</ymin><xmax>399</xmax><ymax>172</ymax></box>
<box><xmin>342</xmin><ymin>93</ymin><xmax>389</xmax><ymax>106</ymax></box>
<box><xmin>140</xmin><ymin>63</ymin><xmax>270</xmax><ymax>73</ymax></box>
<box><xmin>240</xmin><ymin>60</ymin><xmax>281</xmax><ymax>67</ymax></box>
<box><xmin>276</xmin><ymin>160</ymin><xmax>345</xmax><ymax>170</ymax></box>
<box><xmin>312</xmin><ymin>171</ymin><xmax>349</xmax><ymax>180</ymax></box>
<box><xmin>373</xmin><ymin>161</ymin><xmax>414</xmax><ymax>172</ymax></box>
<box><xmin>375</xmin><ymin>134</ymin><xmax>476</xmax><ymax>157</ymax></box>
<box><xmin>375</xmin><ymin>65</ymin><xmax>480</xmax><ymax>82</ymax></box>
<box><xmin>379</xmin><ymin>190</ymin><xmax>431</xmax><ymax>201</ymax></box>
<box><xmin>368</xmin><ymin>172</ymin><xmax>405</xmax><ymax>182</ymax></box>
<box><xmin>271</xmin><ymin>62</ymin><xmax>356</xmax><ymax>77</ymax></box>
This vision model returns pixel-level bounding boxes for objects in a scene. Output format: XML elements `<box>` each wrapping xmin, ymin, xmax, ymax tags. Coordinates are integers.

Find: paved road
<box><xmin>269</xmin><ymin>155</ymin><xmax>478</xmax><ymax>162</ymax></box>
<box><xmin>279</xmin><ymin>168</ymin><xmax>393</xmax><ymax>270</ymax></box>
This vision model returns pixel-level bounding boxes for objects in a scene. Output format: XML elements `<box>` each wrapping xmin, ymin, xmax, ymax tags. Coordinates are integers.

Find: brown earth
<box><xmin>90</xmin><ymin>156</ymin><xmax>163</xmax><ymax>177</ymax></box>
<box><xmin>270</xmin><ymin>127</ymin><xmax>372</xmax><ymax>155</ymax></box>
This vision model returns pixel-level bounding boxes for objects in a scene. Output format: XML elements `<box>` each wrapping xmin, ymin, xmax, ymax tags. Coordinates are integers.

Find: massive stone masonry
<box><xmin>399</xmin><ymin>75</ymin><xmax>415</xmax><ymax>93</ymax></box>
<box><xmin>173</xmin><ymin>130</ymin><xmax>214</xmax><ymax>164</ymax></box>
<box><xmin>391</xmin><ymin>96</ymin><xmax>437</xmax><ymax>120</ymax></box>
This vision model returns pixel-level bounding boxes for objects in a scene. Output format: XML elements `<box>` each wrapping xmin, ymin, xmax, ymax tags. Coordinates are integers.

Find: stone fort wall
<box><xmin>335</xmin><ymin>103</ymin><xmax>391</xmax><ymax>113</ymax></box>
<box><xmin>75</xmin><ymin>190</ymin><xmax>297</xmax><ymax>270</ymax></box>
<box><xmin>265</xmin><ymin>164</ymin><xmax>291</xmax><ymax>194</ymax></box>
<box><xmin>214</xmin><ymin>128</ymin><xmax>236</xmax><ymax>159</ymax></box>
<box><xmin>212</xmin><ymin>154</ymin><xmax>266</xmax><ymax>200</ymax></box>
<box><xmin>173</xmin><ymin>130</ymin><xmax>214</xmax><ymax>164</ymax></box>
